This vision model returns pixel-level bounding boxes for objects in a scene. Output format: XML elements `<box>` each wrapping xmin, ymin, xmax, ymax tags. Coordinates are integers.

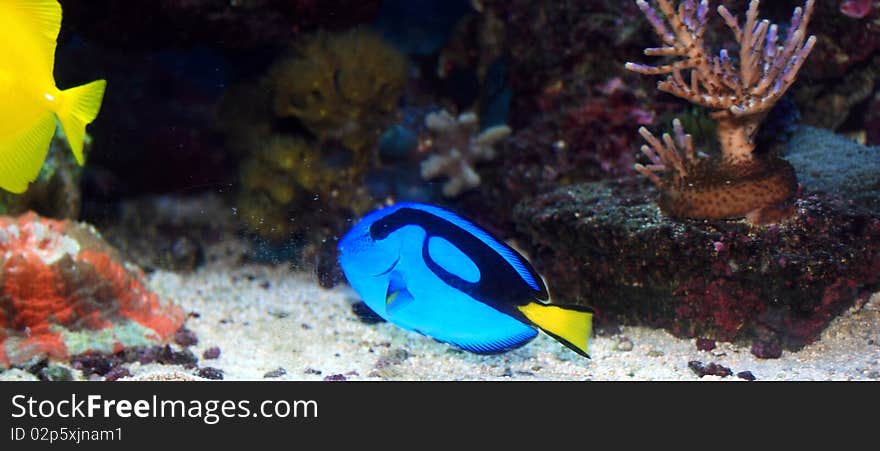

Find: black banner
<box><xmin>0</xmin><ymin>381</ymin><xmax>874</xmax><ymax>449</ymax></box>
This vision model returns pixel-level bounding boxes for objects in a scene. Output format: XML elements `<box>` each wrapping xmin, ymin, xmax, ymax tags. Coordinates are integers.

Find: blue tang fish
<box><xmin>338</xmin><ymin>202</ymin><xmax>593</xmax><ymax>358</ymax></box>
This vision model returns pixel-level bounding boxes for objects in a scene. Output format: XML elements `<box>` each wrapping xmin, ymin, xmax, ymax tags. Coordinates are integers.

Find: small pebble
<box><xmin>202</xmin><ymin>346</ymin><xmax>221</xmax><ymax>360</ymax></box>
<box><xmin>174</xmin><ymin>328</ymin><xmax>199</xmax><ymax>347</ymax></box>
<box><xmin>264</xmin><ymin>367</ymin><xmax>287</xmax><ymax>378</ymax></box>
<box><xmin>688</xmin><ymin>360</ymin><xmax>733</xmax><ymax>378</ymax></box>
<box><xmin>615</xmin><ymin>337</ymin><xmax>634</xmax><ymax>352</ymax></box>
<box><xmin>104</xmin><ymin>366</ymin><xmax>131</xmax><ymax>382</ymax></box>
<box><xmin>368</xmin><ymin>367</ymin><xmax>401</xmax><ymax>379</ymax></box>
<box><xmin>736</xmin><ymin>371</ymin><xmax>757</xmax><ymax>381</ymax></box>
<box><xmin>595</xmin><ymin>323</ymin><xmax>622</xmax><ymax>337</ymax></box>
<box><xmin>751</xmin><ymin>341</ymin><xmax>782</xmax><ymax>359</ymax></box>
<box><xmin>696</xmin><ymin>338</ymin><xmax>716</xmax><ymax>351</ymax></box>
<box><xmin>197</xmin><ymin>367</ymin><xmax>224</xmax><ymax>380</ymax></box>
<box><xmin>39</xmin><ymin>365</ymin><xmax>73</xmax><ymax>382</ymax></box>
<box><xmin>323</xmin><ymin>374</ymin><xmax>347</xmax><ymax>382</ymax></box>
<box><xmin>303</xmin><ymin>368</ymin><xmax>322</xmax><ymax>375</ymax></box>
<box><xmin>269</xmin><ymin>309</ymin><xmax>289</xmax><ymax>319</ymax></box>
<box><xmin>70</xmin><ymin>354</ymin><xmax>114</xmax><ymax>376</ymax></box>
<box><xmin>375</xmin><ymin>348</ymin><xmax>410</xmax><ymax>368</ymax></box>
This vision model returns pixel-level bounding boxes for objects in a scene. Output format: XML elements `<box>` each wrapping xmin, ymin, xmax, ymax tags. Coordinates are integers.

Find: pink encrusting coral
<box><xmin>0</xmin><ymin>212</ymin><xmax>185</xmax><ymax>368</ymax></box>
<box><xmin>626</xmin><ymin>0</ymin><xmax>817</xmax><ymax>224</ymax></box>
<box><xmin>839</xmin><ymin>0</ymin><xmax>873</xmax><ymax>19</ymax></box>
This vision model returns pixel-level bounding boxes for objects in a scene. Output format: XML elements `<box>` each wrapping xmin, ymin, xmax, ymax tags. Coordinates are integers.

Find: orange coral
<box><xmin>0</xmin><ymin>212</ymin><xmax>184</xmax><ymax>368</ymax></box>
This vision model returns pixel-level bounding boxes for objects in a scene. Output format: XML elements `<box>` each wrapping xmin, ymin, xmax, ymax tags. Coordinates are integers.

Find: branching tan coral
<box><xmin>625</xmin><ymin>0</ymin><xmax>816</xmax><ymax>224</ymax></box>
<box><xmin>627</xmin><ymin>0</ymin><xmax>816</xmax><ymax>163</ymax></box>
<box><xmin>420</xmin><ymin>110</ymin><xmax>511</xmax><ymax>197</ymax></box>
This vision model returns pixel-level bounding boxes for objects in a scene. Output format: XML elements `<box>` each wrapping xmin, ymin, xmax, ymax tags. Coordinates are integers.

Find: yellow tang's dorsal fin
<box><xmin>5</xmin><ymin>0</ymin><xmax>62</xmax><ymax>62</ymax></box>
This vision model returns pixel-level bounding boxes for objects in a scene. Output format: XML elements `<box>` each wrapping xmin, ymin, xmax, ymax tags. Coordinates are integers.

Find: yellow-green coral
<box><xmin>268</xmin><ymin>27</ymin><xmax>407</xmax><ymax>155</ymax></box>
<box><xmin>236</xmin><ymin>135</ymin><xmax>374</xmax><ymax>242</ymax></box>
<box><xmin>227</xmin><ymin>28</ymin><xmax>407</xmax><ymax>244</ymax></box>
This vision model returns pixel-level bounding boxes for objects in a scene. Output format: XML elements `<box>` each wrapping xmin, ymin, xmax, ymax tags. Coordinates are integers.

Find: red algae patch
<box><xmin>0</xmin><ymin>212</ymin><xmax>185</xmax><ymax>368</ymax></box>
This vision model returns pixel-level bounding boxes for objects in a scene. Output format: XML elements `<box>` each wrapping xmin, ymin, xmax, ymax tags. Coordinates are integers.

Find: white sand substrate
<box><xmin>133</xmin><ymin>236</ymin><xmax>880</xmax><ymax>381</ymax></box>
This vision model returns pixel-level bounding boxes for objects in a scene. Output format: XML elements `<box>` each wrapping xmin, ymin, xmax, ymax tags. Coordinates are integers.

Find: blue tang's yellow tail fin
<box><xmin>57</xmin><ymin>79</ymin><xmax>107</xmax><ymax>165</ymax></box>
<box><xmin>517</xmin><ymin>303</ymin><xmax>593</xmax><ymax>358</ymax></box>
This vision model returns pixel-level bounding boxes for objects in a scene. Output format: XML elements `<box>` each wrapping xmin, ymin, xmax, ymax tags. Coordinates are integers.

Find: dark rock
<box><xmin>696</xmin><ymin>338</ymin><xmax>716</xmax><ymax>352</ymax></box>
<box><xmin>751</xmin><ymin>341</ymin><xmax>783</xmax><ymax>359</ymax></box>
<box><xmin>264</xmin><ymin>367</ymin><xmax>288</xmax><ymax>378</ymax></box>
<box><xmin>202</xmin><ymin>347</ymin><xmax>221</xmax><ymax>360</ymax></box>
<box><xmin>169</xmin><ymin>237</ymin><xmax>205</xmax><ymax>271</ymax></box>
<box><xmin>92</xmin><ymin>195</ymin><xmax>222</xmax><ymax>273</ymax></box>
<box><xmin>316</xmin><ymin>239</ymin><xmax>346</xmax><ymax>289</ymax></box>
<box><xmin>352</xmin><ymin>301</ymin><xmax>386</xmax><ymax>324</ymax></box>
<box><xmin>174</xmin><ymin>328</ymin><xmax>199</xmax><ymax>347</ymax></box>
<box><xmin>513</xmin><ymin>126</ymin><xmax>880</xmax><ymax>351</ymax></box>
<box><xmin>323</xmin><ymin>374</ymin><xmax>347</xmax><ymax>381</ymax></box>
<box><xmin>137</xmin><ymin>345</ymin><xmax>198</xmax><ymax>368</ymax></box>
<box><xmin>70</xmin><ymin>353</ymin><xmax>116</xmax><ymax>377</ymax></box>
<box><xmin>198</xmin><ymin>367</ymin><xmax>224</xmax><ymax>380</ymax></box>
<box><xmin>303</xmin><ymin>368</ymin><xmax>322</xmax><ymax>375</ymax></box>
<box><xmin>688</xmin><ymin>361</ymin><xmax>733</xmax><ymax>378</ymax></box>
<box><xmin>737</xmin><ymin>371</ymin><xmax>757</xmax><ymax>381</ymax></box>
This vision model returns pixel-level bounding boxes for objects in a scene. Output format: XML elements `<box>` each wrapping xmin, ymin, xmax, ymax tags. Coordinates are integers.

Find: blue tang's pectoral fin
<box><xmin>385</xmin><ymin>271</ymin><xmax>415</xmax><ymax>316</ymax></box>
<box><xmin>442</xmin><ymin>328</ymin><xmax>538</xmax><ymax>355</ymax></box>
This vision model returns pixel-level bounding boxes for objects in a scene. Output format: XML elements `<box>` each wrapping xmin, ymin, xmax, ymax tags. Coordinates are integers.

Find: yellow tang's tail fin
<box><xmin>0</xmin><ymin>114</ymin><xmax>57</xmax><ymax>193</ymax></box>
<box><xmin>57</xmin><ymin>79</ymin><xmax>107</xmax><ymax>165</ymax></box>
<box><xmin>517</xmin><ymin>302</ymin><xmax>593</xmax><ymax>358</ymax></box>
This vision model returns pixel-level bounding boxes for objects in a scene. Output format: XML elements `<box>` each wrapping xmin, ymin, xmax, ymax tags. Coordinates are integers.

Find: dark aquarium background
<box><xmin>1</xmin><ymin>0</ymin><xmax>879</xmax><ymax>380</ymax></box>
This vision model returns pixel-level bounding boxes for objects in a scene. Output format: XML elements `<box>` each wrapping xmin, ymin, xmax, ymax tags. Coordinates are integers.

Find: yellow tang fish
<box><xmin>0</xmin><ymin>0</ymin><xmax>106</xmax><ymax>193</ymax></box>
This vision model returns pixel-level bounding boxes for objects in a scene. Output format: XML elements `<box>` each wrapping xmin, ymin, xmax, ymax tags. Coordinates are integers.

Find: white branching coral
<box><xmin>420</xmin><ymin>110</ymin><xmax>511</xmax><ymax>197</ymax></box>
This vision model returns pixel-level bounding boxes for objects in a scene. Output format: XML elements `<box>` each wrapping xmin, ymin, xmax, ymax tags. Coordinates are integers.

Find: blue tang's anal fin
<box><xmin>444</xmin><ymin>329</ymin><xmax>538</xmax><ymax>355</ymax></box>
